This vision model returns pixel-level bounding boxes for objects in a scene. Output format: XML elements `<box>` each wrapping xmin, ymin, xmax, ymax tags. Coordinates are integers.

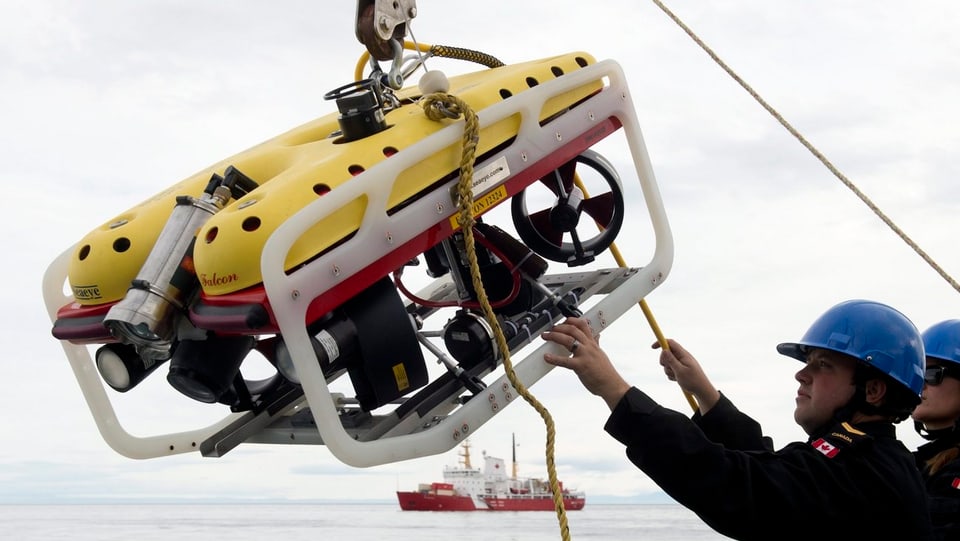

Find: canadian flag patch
<box><xmin>951</xmin><ymin>478</ymin><xmax>960</xmax><ymax>490</ymax></box>
<box><xmin>811</xmin><ymin>438</ymin><xmax>840</xmax><ymax>458</ymax></box>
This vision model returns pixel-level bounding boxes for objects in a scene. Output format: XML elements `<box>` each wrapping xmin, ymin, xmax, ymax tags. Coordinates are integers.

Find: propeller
<box><xmin>511</xmin><ymin>150</ymin><xmax>625</xmax><ymax>266</ymax></box>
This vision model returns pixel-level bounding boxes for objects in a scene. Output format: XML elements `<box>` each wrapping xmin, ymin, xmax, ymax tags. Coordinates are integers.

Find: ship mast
<box><xmin>459</xmin><ymin>440</ymin><xmax>472</xmax><ymax>469</ymax></box>
<box><xmin>512</xmin><ymin>433</ymin><xmax>518</xmax><ymax>480</ymax></box>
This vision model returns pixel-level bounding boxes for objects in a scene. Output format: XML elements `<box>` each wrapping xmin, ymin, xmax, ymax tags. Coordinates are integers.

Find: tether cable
<box><xmin>421</xmin><ymin>92</ymin><xmax>571</xmax><ymax>541</ymax></box>
<box><xmin>572</xmin><ymin>175</ymin><xmax>699</xmax><ymax>412</ymax></box>
<box><xmin>651</xmin><ymin>0</ymin><xmax>960</xmax><ymax>295</ymax></box>
<box><xmin>355</xmin><ymin>41</ymin><xmax>504</xmax><ymax>82</ymax></box>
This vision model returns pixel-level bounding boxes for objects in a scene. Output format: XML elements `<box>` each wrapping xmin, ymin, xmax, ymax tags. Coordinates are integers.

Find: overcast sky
<box><xmin>4</xmin><ymin>0</ymin><xmax>960</xmax><ymax>507</ymax></box>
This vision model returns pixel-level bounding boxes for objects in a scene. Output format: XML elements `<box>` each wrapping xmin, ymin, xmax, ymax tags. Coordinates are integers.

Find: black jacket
<box><xmin>915</xmin><ymin>434</ymin><xmax>960</xmax><ymax>540</ymax></box>
<box><xmin>605</xmin><ymin>387</ymin><xmax>932</xmax><ymax>540</ymax></box>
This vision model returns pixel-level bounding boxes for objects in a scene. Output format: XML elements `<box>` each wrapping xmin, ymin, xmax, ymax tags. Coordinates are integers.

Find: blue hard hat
<box><xmin>777</xmin><ymin>299</ymin><xmax>925</xmax><ymax>397</ymax></box>
<box><xmin>922</xmin><ymin>319</ymin><xmax>960</xmax><ymax>366</ymax></box>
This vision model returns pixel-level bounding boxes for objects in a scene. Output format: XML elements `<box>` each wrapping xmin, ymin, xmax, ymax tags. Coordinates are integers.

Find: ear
<box><xmin>864</xmin><ymin>378</ymin><xmax>888</xmax><ymax>406</ymax></box>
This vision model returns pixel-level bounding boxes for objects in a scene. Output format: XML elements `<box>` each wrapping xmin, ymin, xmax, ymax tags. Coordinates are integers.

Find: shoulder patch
<box><xmin>809</xmin><ymin>423</ymin><xmax>872</xmax><ymax>458</ymax></box>
<box><xmin>811</xmin><ymin>438</ymin><xmax>841</xmax><ymax>458</ymax></box>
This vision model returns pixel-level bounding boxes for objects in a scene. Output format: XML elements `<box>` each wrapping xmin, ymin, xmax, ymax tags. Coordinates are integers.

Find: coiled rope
<box><xmin>651</xmin><ymin>0</ymin><xmax>960</xmax><ymax>294</ymax></box>
<box><xmin>421</xmin><ymin>92</ymin><xmax>571</xmax><ymax>541</ymax></box>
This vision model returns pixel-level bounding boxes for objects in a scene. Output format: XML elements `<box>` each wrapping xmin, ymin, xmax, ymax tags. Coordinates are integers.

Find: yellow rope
<box><xmin>421</xmin><ymin>92</ymin><xmax>571</xmax><ymax>541</ymax></box>
<box><xmin>572</xmin><ymin>175</ymin><xmax>699</xmax><ymax>412</ymax></box>
<box><xmin>651</xmin><ymin>0</ymin><xmax>960</xmax><ymax>295</ymax></box>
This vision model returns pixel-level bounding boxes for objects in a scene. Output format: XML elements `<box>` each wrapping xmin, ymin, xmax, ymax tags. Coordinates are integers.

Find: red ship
<box><xmin>397</xmin><ymin>436</ymin><xmax>586</xmax><ymax>511</ymax></box>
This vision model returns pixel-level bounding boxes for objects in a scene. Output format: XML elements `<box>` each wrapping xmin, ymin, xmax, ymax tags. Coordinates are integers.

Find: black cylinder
<box><xmin>336</xmin><ymin>89</ymin><xmax>387</xmax><ymax>142</ymax></box>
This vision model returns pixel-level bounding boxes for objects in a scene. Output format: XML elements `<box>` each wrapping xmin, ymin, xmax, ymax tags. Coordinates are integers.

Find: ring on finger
<box><xmin>569</xmin><ymin>339</ymin><xmax>580</xmax><ymax>354</ymax></box>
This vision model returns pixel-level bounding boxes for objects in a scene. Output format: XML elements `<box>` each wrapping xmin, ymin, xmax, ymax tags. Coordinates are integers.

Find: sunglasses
<box><xmin>924</xmin><ymin>365</ymin><xmax>959</xmax><ymax>386</ymax></box>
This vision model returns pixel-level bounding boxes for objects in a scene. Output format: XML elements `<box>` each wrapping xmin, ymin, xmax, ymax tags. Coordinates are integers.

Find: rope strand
<box><xmin>421</xmin><ymin>92</ymin><xmax>571</xmax><ymax>540</ymax></box>
<box><xmin>651</xmin><ymin>0</ymin><xmax>960</xmax><ymax>294</ymax></box>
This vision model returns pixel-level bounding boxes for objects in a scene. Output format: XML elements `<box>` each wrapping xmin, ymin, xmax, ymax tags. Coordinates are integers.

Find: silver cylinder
<box><xmin>105</xmin><ymin>186</ymin><xmax>230</xmax><ymax>360</ymax></box>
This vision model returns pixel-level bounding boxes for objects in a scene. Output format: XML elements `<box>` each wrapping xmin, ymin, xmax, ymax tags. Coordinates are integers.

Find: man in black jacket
<box><xmin>542</xmin><ymin>299</ymin><xmax>932</xmax><ymax>540</ymax></box>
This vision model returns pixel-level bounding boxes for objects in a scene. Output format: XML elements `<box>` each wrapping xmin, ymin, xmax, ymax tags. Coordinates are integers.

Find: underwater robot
<box><xmin>42</xmin><ymin>2</ymin><xmax>673</xmax><ymax>467</ymax></box>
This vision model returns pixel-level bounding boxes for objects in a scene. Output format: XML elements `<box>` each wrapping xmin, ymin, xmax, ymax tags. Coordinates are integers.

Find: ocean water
<box><xmin>0</xmin><ymin>503</ymin><xmax>729</xmax><ymax>540</ymax></box>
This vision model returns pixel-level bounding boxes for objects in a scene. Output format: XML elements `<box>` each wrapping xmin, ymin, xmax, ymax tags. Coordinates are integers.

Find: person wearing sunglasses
<box><xmin>912</xmin><ymin>319</ymin><xmax>960</xmax><ymax>539</ymax></box>
<box><xmin>542</xmin><ymin>300</ymin><xmax>931</xmax><ymax>539</ymax></box>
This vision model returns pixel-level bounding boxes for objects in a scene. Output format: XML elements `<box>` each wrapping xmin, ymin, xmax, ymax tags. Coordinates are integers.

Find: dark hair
<box><xmin>851</xmin><ymin>364</ymin><xmax>919</xmax><ymax>423</ymax></box>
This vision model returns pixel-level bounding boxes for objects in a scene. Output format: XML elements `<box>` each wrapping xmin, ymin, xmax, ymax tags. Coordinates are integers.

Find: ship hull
<box><xmin>484</xmin><ymin>496</ymin><xmax>585</xmax><ymax>511</ymax></box>
<box><xmin>397</xmin><ymin>491</ymin><xmax>585</xmax><ymax>511</ymax></box>
<box><xmin>396</xmin><ymin>491</ymin><xmax>479</xmax><ymax>511</ymax></box>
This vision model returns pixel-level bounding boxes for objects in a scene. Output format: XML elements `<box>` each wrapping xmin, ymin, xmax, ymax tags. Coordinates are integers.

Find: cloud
<box><xmin>6</xmin><ymin>0</ymin><xmax>960</xmax><ymax>507</ymax></box>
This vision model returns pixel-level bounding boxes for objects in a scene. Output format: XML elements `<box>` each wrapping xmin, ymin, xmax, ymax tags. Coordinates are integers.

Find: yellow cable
<box><xmin>354</xmin><ymin>40</ymin><xmax>433</xmax><ymax>81</ymax></box>
<box><xmin>421</xmin><ymin>92</ymin><xmax>571</xmax><ymax>541</ymax></box>
<box><xmin>572</xmin><ymin>174</ymin><xmax>698</xmax><ymax>412</ymax></box>
<box><xmin>354</xmin><ymin>41</ymin><xmax>505</xmax><ymax>81</ymax></box>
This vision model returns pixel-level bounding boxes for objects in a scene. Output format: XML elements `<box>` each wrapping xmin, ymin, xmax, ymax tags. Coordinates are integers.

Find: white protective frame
<box><xmin>42</xmin><ymin>59</ymin><xmax>673</xmax><ymax>466</ymax></box>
